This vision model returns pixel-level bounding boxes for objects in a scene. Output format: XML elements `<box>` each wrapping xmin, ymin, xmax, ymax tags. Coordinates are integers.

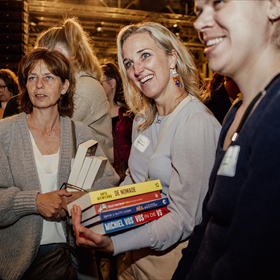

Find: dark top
<box><xmin>3</xmin><ymin>94</ymin><xmax>20</xmax><ymax>118</ymax></box>
<box><xmin>112</xmin><ymin>107</ymin><xmax>133</xmax><ymax>175</ymax></box>
<box><xmin>205</xmin><ymin>84</ymin><xmax>232</xmax><ymax>124</ymax></box>
<box><xmin>173</xmin><ymin>74</ymin><xmax>280</xmax><ymax>280</ymax></box>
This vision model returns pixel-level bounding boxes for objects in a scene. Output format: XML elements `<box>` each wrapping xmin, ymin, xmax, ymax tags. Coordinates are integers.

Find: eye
<box><xmin>45</xmin><ymin>75</ymin><xmax>53</xmax><ymax>80</ymax></box>
<box><xmin>213</xmin><ymin>0</ymin><xmax>224</xmax><ymax>7</ymax></box>
<box><xmin>28</xmin><ymin>76</ymin><xmax>36</xmax><ymax>81</ymax></box>
<box><xmin>142</xmin><ymin>53</ymin><xmax>150</xmax><ymax>60</ymax></box>
<box><xmin>125</xmin><ymin>61</ymin><xmax>133</xmax><ymax>69</ymax></box>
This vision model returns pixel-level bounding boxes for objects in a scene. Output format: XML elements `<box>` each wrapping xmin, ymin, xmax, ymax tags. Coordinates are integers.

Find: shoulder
<box><xmin>0</xmin><ymin>113</ymin><xmax>26</xmax><ymax>145</ymax></box>
<box><xmin>72</xmin><ymin>119</ymin><xmax>96</xmax><ymax>141</ymax></box>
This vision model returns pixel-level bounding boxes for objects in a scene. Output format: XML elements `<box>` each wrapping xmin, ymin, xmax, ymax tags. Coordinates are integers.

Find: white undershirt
<box><xmin>29</xmin><ymin>131</ymin><xmax>66</xmax><ymax>245</ymax></box>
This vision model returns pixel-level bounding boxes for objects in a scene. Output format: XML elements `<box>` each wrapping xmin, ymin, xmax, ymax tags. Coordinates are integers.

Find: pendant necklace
<box><xmin>156</xmin><ymin>114</ymin><xmax>167</xmax><ymax>124</ymax></box>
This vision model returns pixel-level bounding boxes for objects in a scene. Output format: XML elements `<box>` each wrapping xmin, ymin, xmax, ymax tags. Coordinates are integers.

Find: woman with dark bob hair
<box><xmin>0</xmin><ymin>48</ymin><xmax>119</xmax><ymax>280</ymax></box>
<box><xmin>0</xmin><ymin>68</ymin><xmax>20</xmax><ymax>118</ymax></box>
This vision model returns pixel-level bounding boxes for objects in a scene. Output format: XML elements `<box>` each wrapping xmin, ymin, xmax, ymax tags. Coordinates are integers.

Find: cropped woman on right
<box><xmin>173</xmin><ymin>1</ymin><xmax>280</xmax><ymax>279</ymax></box>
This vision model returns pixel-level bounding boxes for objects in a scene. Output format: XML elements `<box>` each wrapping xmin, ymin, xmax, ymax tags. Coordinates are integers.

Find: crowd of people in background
<box><xmin>1</xmin><ymin>0</ymin><xmax>280</xmax><ymax>279</ymax></box>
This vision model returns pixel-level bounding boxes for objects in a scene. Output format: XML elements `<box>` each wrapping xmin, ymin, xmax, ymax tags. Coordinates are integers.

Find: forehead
<box><xmin>122</xmin><ymin>32</ymin><xmax>161</xmax><ymax>57</ymax></box>
<box><xmin>29</xmin><ymin>60</ymin><xmax>51</xmax><ymax>73</ymax></box>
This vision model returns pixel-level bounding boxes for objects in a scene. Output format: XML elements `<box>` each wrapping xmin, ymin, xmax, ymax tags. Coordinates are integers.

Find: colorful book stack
<box><xmin>67</xmin><ymin>140</ymin><xmax>107</xmax><ymax>191</ymax></box>
<box><xmin>67</xmin><ymin>179</ymin><xmax>169</xmax><ymax>235</ymax></box>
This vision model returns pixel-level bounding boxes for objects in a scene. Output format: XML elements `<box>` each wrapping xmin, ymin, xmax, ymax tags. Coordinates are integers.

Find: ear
<box><xmin>61</xmin><ymin>79</ymin><xmax>69</xmax><ymax>95</ymax></box>
<box><xmin>54</xmin><ymin>45</ymin><xmax>70</xmax><ymax>59</ymax></box>
<box><xmin>110</xmin><ymin>78</ymin><xmax>117</xmax><ymax>89</ymax></box>
<box><xmin>169</xmin><ymin>49</ymin><xmax>178</xmax><ymax>69</ymax></box>
<box><xmin>267</xmin><ymin>0</ymin><xmax>280</xmax><ymax>21</ymax></box>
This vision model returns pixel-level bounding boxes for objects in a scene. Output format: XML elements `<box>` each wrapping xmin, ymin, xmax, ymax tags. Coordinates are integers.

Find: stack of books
<box><xmin>67</xmin><ymin>179</ymin><xmax>169</xmax><ymax>235</ymax></box>
<box><xmin>67</xmin><ymin>140</ymin><xmax>107</xmax><ymax>191</ymax></box>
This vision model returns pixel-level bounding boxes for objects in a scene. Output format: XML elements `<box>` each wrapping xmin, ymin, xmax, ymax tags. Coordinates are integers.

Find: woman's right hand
<box><xmin>71</xmin><ymin>204</ymin><xmax>114</xmax><ymax>254</ymax></box>
<box><xmin>36</xmin><ymin>190</ymin><xmax>72</xmax><ymax>221</ymax></box>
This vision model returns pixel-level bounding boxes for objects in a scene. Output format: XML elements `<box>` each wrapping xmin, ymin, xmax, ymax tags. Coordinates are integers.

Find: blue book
<box><xmin>85</xmin><ymin>206</ymin><xmax>169</xmax><ymax>235</ymax></box>
<box><xmin>82</xmin><ymin>197</ymin><xmax>169</xmax><ymax>227</ymax></box>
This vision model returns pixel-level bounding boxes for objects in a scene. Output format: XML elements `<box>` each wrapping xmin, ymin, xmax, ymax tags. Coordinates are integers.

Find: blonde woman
<box><xmin>72</xmin><ymin>22</ymin><xmax>221</xmax><ymax>280</ymax></box>
<box><xmin>36</xmin><ymin>17</ymin><xmax>113</xmax><ymax>164</ymax></box>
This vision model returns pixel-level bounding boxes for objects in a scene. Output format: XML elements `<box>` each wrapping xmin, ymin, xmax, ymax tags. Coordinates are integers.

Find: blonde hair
<box><xmin>117</xmin><ymin>22</ymin><xmax>209</xmax><ymax>131</ymax></box>
<box><xmin>36</xmin><ymin>17</ymin><xmax>102</xmax><ymax>81</ymax></box>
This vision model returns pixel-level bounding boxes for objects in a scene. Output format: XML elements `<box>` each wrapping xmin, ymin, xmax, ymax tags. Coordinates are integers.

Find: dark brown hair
<box><xmin>101</xmin><ymin>63</ymin><xmax>124</xmax><ymax>105</ymax></box>
<box><xmin>18</xmin><ymin>48</ymin><xmax>76</xmax><ymax>117</ymax></box>
<box><xmin>0</xmin><ymin>69</ymin><xmax>20</xmax><ymax>96</ymax></box>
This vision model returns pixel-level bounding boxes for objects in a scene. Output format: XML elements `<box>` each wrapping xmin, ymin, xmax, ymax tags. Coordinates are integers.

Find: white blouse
<box><xmin>29</xmin><ymin>131</ymin><xmax>66</xmax><ymax>245</ymax></box>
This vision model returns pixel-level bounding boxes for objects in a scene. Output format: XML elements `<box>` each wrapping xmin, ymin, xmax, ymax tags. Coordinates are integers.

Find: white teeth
<box><xmin>140</xmin><ymin>75</ymin><xmax>153</xmax><ymax>83</ymax></box>
<box><xmin>206</xmin><ymin>37</ymin><xmax>224</xmax><ymax>47</ymax></box>
<box><xmin>36</xmin><ymin>94</ymin><xmax>44</xmax><ymax>97</ymax></box>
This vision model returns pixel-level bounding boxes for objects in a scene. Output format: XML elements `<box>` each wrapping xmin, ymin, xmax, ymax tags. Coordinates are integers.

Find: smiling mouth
<box><xmin>206</xmin><ymin>37</ymin><xmax>224</xmax><ymax>47</ymax></box>
<box><xmin>140</xmin><ymin>75</ymin><xmax>153</xmax><ymax>84</ymax></box>
<box><xmin>35</xmin><ymin>94</ymin><xmax>45</xmax><ymax>97</ymax></box>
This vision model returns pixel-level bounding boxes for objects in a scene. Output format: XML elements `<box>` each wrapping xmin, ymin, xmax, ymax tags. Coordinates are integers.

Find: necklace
<box><xmin>156</xmin><ymin>114</ymin><xmax>167</xmax><ymax>124</ymax></box>
<box><xmin>30</xmin><ymin>116</ymin><xmax>60</xmax><ymax>136</ymax></box>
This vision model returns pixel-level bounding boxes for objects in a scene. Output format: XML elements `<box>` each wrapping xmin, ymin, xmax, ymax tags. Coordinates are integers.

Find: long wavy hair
<box><xmin>36</xmin><ymin>17</ymin><xmax>102</xmax><ymax>81</ymax></box>
<box><xmin>117</xmin><ymin>22</ymin><xmax>209</xmax><ymax>131</ymax></box>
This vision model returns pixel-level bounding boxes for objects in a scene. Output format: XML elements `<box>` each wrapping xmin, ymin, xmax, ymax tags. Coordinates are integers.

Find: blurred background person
<box><xmin>0</xmin><ymin>69</ymin><xmax>20</xmax><ymax>118</ymax></box>
<box><xmin>205</xmin><ymin>72</ymin><xmax>232</xmax><ymax>124</ymax></box>
<box><xmin>71</xmin><ymin>22</ymin><xmax>221</xmax><ymax>280</ymax></box>
<box><xmin>101</xmin><ymin>62</ymin><xmax>133</xmax><ymax>182</ymax></box>
<box><xmin>36</xmin><ymin>17</ymin><xmax>113</xmax><ymax>164</ymax></box>
<box><xmin>0</xmin><ymin>48</ymin><xmax>119</xmax><ymax>280</ymax></box>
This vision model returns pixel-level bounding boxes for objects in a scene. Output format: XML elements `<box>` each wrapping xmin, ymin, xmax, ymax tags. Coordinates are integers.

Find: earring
<box><xmin>171</xmin><ymin>68</ymin><xmax>180</xmax><ymax>87</ymax></box>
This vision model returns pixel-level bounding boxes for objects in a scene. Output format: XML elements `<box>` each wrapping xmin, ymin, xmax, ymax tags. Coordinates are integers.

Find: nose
<box><xmin>133</xmin><ymin>61</ymin><xmax>144</xmax><ymax>77</ymax></box>
<box><xmin>36</xmin><ymin>76</ymin><xmax>44</xmax><ymax>89</ymax></box>
<box><xmin>193</xmin><ymin>7</ymin><xmax>214</xmax><ymax>40</ymax></box>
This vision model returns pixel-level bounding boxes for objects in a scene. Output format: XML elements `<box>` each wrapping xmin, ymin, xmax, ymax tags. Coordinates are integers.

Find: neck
<box><xmin>156</xmin><ymin>88</ymin><xmax>186</xmax><ymax>116</ymax></box>
<box><xmin>233</xmin><ymin>48</ymin><xmax>280</xmax><ymax>107</ymax></box>
<box><xmin>29</xmin><ymin>108</ymin><xmax>60</xmax><ymax>133</ymax></box>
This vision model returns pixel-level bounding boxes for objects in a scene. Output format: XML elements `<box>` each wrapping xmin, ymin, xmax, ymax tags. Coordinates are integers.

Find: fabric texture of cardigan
<box><xmin>172</xmin><ymin>74</ymin><xmax>280</xmax><ymax>280</ymax></box>
<box><xmin>73</xmin><ymin>72</ymin><xmax>113</xmax><ymax>164</ymax></box>
<box><xmin>0</xmin><ymin>113</ymin><xmax>119</xmax><ymax>280</ymax></box>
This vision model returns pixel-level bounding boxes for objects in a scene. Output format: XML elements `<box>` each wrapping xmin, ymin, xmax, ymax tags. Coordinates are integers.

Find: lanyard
<box><xmin>231</xmin><ymin>90</ymin><xmax>265</xmax><ymax>142</ymax></box>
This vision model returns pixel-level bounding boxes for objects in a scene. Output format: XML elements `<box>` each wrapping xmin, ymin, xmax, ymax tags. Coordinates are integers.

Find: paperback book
<box><xmin>82</xmin><ymin>197</ymin><xmax>169</xmax><ymax>227</ymax></box>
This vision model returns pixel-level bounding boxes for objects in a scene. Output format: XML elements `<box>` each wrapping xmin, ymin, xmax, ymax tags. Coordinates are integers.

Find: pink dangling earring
<box><xmin>171</xmin><ymin>68</ymin><xmax>180</xmax><ymax>87</ymax></box>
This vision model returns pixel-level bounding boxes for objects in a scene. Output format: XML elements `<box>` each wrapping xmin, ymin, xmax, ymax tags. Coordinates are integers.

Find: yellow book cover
<box><xmin>68</xmin><ymin>180</ymin><xmax>162</xmax><ymax>214</ymax></box>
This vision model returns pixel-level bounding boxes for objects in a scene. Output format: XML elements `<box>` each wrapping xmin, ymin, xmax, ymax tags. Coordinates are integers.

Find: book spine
<box><xmin>82</xmin><ymin>198</ymin><xmax>169</xmax><ymax>227</ymax></box>
<box><xmin>89</xmin><ymin>179</ymin><xmax>162</xmax><ymax>205</ymax></box>
<box><xmin>81</xmin><ymin>191</ymin><xmax>162</xmax><ymax>222</ymax></box>
<box><xmin>94</xmin><ymin>206</ymin><xmax>169</xmax><ymax>235</ymax></box>
<box><xmin>99</xmin><ymin>198</ymin><xmax>169</xmax><ymax>221</ymax></box>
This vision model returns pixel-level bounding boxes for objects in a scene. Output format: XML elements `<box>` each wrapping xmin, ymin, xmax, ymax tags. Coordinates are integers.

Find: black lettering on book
<box><xmin>120</xmin><ymin>187</ymin><xmax>136</xmax><ymax>195</ymax></box>
<box><xmin>97</xmin><ymin>195</ymin><xmax>113</xmax><ymax>201</ymax></box>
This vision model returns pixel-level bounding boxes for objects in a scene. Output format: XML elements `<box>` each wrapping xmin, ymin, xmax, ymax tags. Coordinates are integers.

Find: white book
<box><xmin>75</xmin><ymin>157</ymin><xmax>93</xmax><ymax>189</ymax></box>
<box><xmin>67</xmin><ymin>139</ymin><xmax>98</xmax><ymax>187</ymax></box>
<box><xmin>82</xmin><ymin>156</ymin><xmax>107</xmax><ymax>189</ymax></box>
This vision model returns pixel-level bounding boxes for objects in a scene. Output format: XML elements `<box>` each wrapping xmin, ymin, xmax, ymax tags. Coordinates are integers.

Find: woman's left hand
<box><xmin>71</xmin><ymin>205</ymin><xmax>114</xmax><ymax>254</ymax></box>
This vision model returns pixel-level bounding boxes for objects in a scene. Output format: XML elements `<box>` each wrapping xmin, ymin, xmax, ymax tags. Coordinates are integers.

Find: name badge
<box><xmin>217</xmin><ymin>145</ymin><xmax>240</xmax><ymax>177</ymax></box>
<box><xmin>133</xmin><ymin>134</ymin><xmax>150</xmax><ymax>153</ymax></box>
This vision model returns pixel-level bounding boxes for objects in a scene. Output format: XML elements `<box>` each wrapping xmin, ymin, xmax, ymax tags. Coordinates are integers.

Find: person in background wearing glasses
<box><xmin>0</xmin><ymin>48</ymin><xmax>119</xmax><ymax>280</ymax></box>
<box><xmin>0</xmin><ymin>69</ymin><xmax>20</xmax><ymax>118</ymax></box>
